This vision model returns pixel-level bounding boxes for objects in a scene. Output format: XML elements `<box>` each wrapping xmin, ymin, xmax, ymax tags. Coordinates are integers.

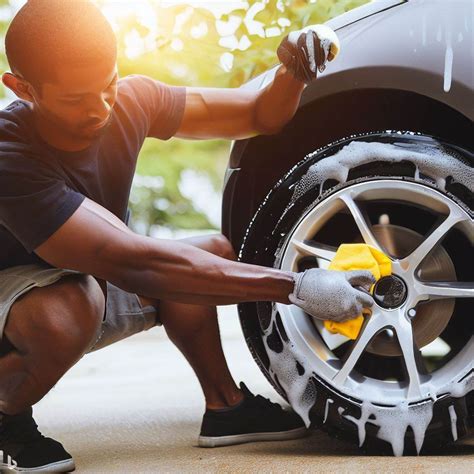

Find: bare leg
<box><xmin>0</xmin><ymin>274</ymin><xmax>104</xmax><ymax>415</ymax></box>
<box><xmin>141</xmin><ymin>234</ymin><xmax>244</xmax><ymax>410</ymax></box>
<box><xmin>160</xmin><ymin>301</ymin><xmax>243</xmax><ymax>410</ymax></box>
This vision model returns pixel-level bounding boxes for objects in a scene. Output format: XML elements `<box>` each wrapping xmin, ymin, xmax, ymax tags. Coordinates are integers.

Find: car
<box><xmin>221</xmin><ymin>0</ymin><xmax>473</xmax><ymax>456</ymax></box>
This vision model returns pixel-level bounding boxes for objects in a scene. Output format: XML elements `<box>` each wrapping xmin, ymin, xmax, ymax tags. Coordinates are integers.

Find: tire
<box><xmin>238</xmin><ymin>131</ymin><xmax>473</xmax><ymax>456</ymax></box>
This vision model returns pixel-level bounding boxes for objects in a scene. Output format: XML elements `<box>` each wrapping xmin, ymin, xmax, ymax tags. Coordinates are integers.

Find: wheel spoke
<box><xmin>332</xmin><ymin>312</ymin><xmax>386</xmax><ymax>385</ymax></box>
<box><xmin>339</xmin><ymin>194</ymin><xmax>382</xmax><ymax>251</ymax></box>
<box><xmin>395</xmin><ymin>314</ymin><xmax>425</xmax><ymax>399</ymax></box>
<box><xmin>417</xmin><ymin>281</ymin><xmax>474</xmax><ymax>300</ymax></box>
<box><xmin>291</xmin><ymin>239</ymin><xmax>337</xmax><ymax>261</ymax></box>
<box><xmin>400</xmin><ymin>210</ymin><xmax>467</xmax><ymax>272</ymax></box>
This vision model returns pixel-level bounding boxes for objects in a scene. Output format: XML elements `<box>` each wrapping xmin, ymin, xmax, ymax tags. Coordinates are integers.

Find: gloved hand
<box><xmin>288</xmin><ymin>268</ymin><xmax>375</xmax><ymax>322</ymax></box>
<box><xmin>277</xmin><ymin>24</ymin><xmax>340</xmax><ymax>84</ymax></box>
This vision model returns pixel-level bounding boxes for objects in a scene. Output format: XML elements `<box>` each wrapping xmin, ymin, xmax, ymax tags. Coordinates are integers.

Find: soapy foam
<box><xmin>345</xmin><ymin>372</ymin><xmax>472</xmax><ymax>455</ymax></box>
<box><xmin>262</xmin><ymin>299</ymin><xmax>472</xmax><ymax>454</ymax></box>
<box><xmin>273</xmin><ymin>138</ymin><xmax>472</xmax><ymax>244</ymax></box>
<box><xmin>288</xmin><ymin>140</ymin><xmax>473</xmax><ymax>207</ymax></box>
<box><xmin>264</xmin><ymin>303</ymin><xmax>316</xmax><ymax>427</ymax></box>
<box><xmin>306</xmin><ymin>32</ymin><xmax>317</xmax><ymax>74</ymax></box>
<box><xmin>443</xmin><ymin>26</ymin><xmax>453</xmax><ymax>92</ymax></box>
<box><xmin>448</xmin><ymin>404</ymin><xmax>458</xmax><ymax>441</ymax></box>
<box><xmin>342</xmin><ymin>400</ymin><xmax>433</xmax><ymax>455</ymax></box>
<box><xmin>417</xmin><ymin>2</ymin><xmax>469</xmax><ymax>93</ymax></box>
<box><xmin>257</xmin><ymin>139</ymin><xmax>473</xmax><ymax>456</ymax></box>
<box><xmin>288</xmin><ymin>24</ymin><xmax>340</xmax><ymax>74</ymax></box>
<box><xmin>323</xmin><ymin>398</ymin><xmax>334</xmax><ymax>423</ymax></box>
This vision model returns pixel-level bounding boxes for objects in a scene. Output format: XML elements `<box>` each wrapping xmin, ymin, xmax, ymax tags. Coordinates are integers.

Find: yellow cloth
<box><xmin>323</xmin><ymin>244</ymin><xmax>391</xmax><ymax>340</ymax></box>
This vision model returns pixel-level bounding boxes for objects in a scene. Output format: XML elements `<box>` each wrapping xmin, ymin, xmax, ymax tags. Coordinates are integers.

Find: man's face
<box><xmin>32</xmin><ymin>60</ymin><xmax>118</xmax><ymax>141</ymax></box>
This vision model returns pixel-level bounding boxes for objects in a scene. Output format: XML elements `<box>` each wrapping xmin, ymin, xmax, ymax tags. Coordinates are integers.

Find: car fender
<box><xmin>223</xmin><ymin>0</ymin><xmax>473</xmax><ymax>250</ymax></box>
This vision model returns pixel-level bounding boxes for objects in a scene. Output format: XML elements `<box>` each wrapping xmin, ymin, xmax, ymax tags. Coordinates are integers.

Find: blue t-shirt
<box><xmin>0</xmin><ymin>74</ymin><xmax>186</xmax><ymax>269</ymax></box>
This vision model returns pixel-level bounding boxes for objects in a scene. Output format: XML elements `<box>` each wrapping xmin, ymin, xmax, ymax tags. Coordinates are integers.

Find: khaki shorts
<box><xmin>0</xmin><ymin>264</ymin><xmax>162</xmax><ymax>353</ymax></box>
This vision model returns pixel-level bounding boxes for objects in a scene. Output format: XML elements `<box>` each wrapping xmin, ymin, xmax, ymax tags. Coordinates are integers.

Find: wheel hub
<box><xmin>275</xmin><ymin>178</ymin><xmax>472</xmax><ymax>403</ymax></box>
<box><xmin>373</xmin><ymin>275</ymin><xmax>407</xmax><ymax>309</ymax></box>
<box><xmin>365</xmin><ymin>224</ymin><xmax>456</xmax><ymax>356</ymax></box>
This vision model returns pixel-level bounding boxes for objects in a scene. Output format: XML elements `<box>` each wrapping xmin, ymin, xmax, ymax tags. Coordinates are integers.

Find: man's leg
<box><xmin>140</xmin><ymin>234</ymin><xmax>243</xmax><ymax>410</ymax></box>
<box><xmin>142</xmin><ymin>233</ymin><xmax>307</xmax><ymax>447</ymax></box>
<box><xmin>0</xmin><ymin>274</ymin><xmax>104</xmax><ymax>414</ymax></box>
<box><xmin>0</xmin><ymin>273</ymin><xmax>105</xmax><ymax>471</ymax></box>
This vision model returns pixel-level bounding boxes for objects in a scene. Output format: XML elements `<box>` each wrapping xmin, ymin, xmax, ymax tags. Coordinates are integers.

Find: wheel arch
<box><xmin>235</xmin><ymin>133</ymin><xmax>473</xmax><ymax>453</ymax></box>
<box><xmin>223</xmin><ymin>87</ymin><xmax>474</xmax><ymax>252</ymax></box>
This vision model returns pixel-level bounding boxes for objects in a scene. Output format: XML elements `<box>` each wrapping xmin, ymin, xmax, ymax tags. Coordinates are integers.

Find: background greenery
<box><xmin>0</xmin><ymin>0</ymin><xmax>368</xmax><ymax>235</ymax></box>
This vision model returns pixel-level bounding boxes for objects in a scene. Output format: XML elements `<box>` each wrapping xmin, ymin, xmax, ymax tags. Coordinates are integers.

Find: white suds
<box><xmin>260</xmin><ymin>138</ymin><xmax>473</xmax><ymax>456</ymax></box>
<box><xmin>339</xmin><ymin>374</ymin><xmax>472</xmax><ymax>456</ymax></box>
<box><xmin>342</xmin><ymin>400</ymin><xmax>373</xmax><ymax>447</ymax></box>
<box><xmin>323</xmin><ymin>398</ymin><xmax>334</xmax><ymax>423</ymax></box>
<box><xmin>448</xmin><ymin>404</ymin><xmax>458</xmax><ymax>441</ymax></box>
<box><xmin>264</xmin><ymin>304</ymin><xmax>317</xmax><ymax>427</ymax></box>
<box><xmin>288</xmin><ymin>24</ymin><xmax>340</xmax><ymax>73</ymax></box>
<box><xmin>288</xmin><ymin>140</ymin><xmax>473</xmax><ymax>208</ymax></box>
<box><xmin>306</xmin><ymin>31</ymin><xmax>316</xmax><ymax>73</ymax></box>
<box><xmin>443</xmin><ymin>26</ymin><xmax>453</xmax><ymax>92</ymax></box>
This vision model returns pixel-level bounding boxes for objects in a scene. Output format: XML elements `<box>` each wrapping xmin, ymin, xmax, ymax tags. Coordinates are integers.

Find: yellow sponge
<box><xmin>323</xmin><ymin>244</ymin><xmax>391</xmax><ymax>340</ymax></box>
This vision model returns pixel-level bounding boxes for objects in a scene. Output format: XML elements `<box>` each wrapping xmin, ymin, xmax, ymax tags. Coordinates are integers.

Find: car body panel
<box><xmin>241</xmin><ymin>0</ymin><xmax>472</xmax><ymax>114</ymax></box>
<box><xmin>222</xmin><ymin>0</ymin><xmax>474</xmax><ymax>252</ymax></box>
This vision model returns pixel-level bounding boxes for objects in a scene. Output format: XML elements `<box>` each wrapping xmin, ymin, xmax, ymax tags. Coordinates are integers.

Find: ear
<box><xmin>2</xmin><ymin>72</ymin><xmax>36</xmax><ymax>102</ymax></box>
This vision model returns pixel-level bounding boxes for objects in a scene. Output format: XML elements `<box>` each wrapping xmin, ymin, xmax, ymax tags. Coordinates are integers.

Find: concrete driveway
<box><xmin>35</xmin><ymin>306</ymin><xmax>473</xmax><ymax>472</ymax></box>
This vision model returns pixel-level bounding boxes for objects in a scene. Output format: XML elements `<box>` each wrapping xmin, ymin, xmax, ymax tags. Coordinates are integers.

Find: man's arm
<box><xmin>174</xmin><ymin>65</ymin><xmax>304</xmax><ymax>140</ymax></box>
<box><xmin>35</xmin><ymin>198</ymin><xmax>295</xmax><ymax>306</ymax></box>
<box><xmin>173</xmin><ymin>24</ymin><xmax>341</xmax><ymax>141</ymax></box>
<box><xmin>36</xmin><ymin>198</ymin><xmax>374</xmax><ymax>319</ymax></box>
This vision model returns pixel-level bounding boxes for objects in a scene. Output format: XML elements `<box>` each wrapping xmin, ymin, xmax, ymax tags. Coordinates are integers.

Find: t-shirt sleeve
<box><xmin>122</xmin><ymin>74</ymin><xmax>186</xmax><ymax>140</ymax></box>
<box><xmin>0</xmin><ymin>156</ymin><xmax>85</xmax><ymax>253</ymax></box>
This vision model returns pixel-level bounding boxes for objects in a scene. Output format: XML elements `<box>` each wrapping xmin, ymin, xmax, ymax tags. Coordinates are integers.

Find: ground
<box><xmin>35</xmin><ymin>306</ymin><xmax>473</xmax><ymax>473</ymax></box>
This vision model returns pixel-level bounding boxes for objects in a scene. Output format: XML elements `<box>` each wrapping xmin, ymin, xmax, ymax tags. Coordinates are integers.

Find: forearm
<box><xmin>253</xmin><ymin>65</ymin><xmax>305</xmax><ymax>135</ymax></box>
<box><xmin>108</xmin><ymin>235</ymin><xmax>295</xmax><ymax>305</ymax></box>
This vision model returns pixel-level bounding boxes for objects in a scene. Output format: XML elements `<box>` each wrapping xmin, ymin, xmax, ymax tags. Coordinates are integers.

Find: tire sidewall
<box><xmin>238</xmin><ymin>132</ymin><xmax>473</xmax><ymax>453</ymax></box>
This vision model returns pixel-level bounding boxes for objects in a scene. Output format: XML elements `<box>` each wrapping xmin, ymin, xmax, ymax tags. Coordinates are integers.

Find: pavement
<box><xmin>35</xmin><ymin>306</ymin><xmax>473</xmax><ymax>473</ymax></box>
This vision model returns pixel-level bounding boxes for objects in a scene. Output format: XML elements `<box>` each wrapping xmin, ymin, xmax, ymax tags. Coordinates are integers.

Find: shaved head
<box><xmin>5</xmin><ymin>0</ymin><xmax>117</xmax><ymax>94</ymax></box>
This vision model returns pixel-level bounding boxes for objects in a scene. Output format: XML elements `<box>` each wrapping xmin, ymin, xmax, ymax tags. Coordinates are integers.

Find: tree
<box><xmin>0</xmin><ymin>0</ymin><xmax>368</xmax><ymax>234</ymax></box>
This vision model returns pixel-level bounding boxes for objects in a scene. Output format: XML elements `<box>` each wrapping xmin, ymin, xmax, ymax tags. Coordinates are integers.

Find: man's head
<box><xmin>3</xmin><ymin>0</ymin><xmax>119</xmax><ymax>142</ymax></box>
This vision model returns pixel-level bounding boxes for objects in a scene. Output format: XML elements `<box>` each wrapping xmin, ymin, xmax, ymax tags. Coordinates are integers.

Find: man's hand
<box><xmin>289</xmin><ymin>268</ymin><xmax>375</xmax><ymax>322</ymax></box>
<box><xmin>277</xmin><ymin>24</ymin><xmax>340</xmax><ymax>84</ymax></box>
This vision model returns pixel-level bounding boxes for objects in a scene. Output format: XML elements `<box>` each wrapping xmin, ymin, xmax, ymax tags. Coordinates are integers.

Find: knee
<box><xmin>10</xmin><ymin>274</ymin><xmax>105</xmax><ymax>363</ymax></box>
<box><xmin>43</xmin><ymin>275</ymin><xmax>105</xmax><ymax>359</ymax></box>
<box><xmin>208</xmin><ymin>234</ymin><xmax>237</xmax><ymax>261</ymax></box>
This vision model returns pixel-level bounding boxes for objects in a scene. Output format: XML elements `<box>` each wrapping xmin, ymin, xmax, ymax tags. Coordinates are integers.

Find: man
<box><xmin>0</xmin><ymin>1</ymin><xmax>374</xmax><ymax>472</ymax></box>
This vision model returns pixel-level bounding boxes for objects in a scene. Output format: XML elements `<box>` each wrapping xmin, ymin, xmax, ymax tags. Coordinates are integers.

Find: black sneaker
<box><xmin>0</xmin><ymin>408</ymin><xmax>75</xmax><ymax>472</ymax></box>
<box><xmin>198</xmin><ymin>382</ymin><xmax>308</xmax><ymax>447</ymax></box>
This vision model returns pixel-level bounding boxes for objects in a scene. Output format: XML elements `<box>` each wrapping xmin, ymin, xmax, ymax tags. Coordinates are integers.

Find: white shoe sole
<box><xmin>198</xmin><ymin>426</ymin><xmax>309</xmax><ymax>448</ymax></box>
<box><xmin>1</xmin><ymin>458</ymin><xmax>75</xmax><ymax>473</ymax></box>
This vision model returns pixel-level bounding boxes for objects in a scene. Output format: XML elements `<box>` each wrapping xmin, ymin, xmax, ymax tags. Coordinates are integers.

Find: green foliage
<box><xmin>0</xmin><ymin>0</ymin><xmax>368</xmax><ymax>233</ymax></box>
<box><xmin>130</xmin><ymin>138</ymin><xmax>229</xmax><ymax>233</ymax></box>
<box><xmin>93</xmin><ymin>0</ymin><xmax>368</xmax><ymax>88</ymax></box>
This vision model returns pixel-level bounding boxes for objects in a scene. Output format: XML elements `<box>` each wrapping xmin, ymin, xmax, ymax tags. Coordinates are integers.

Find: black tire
<box><xmin>238</xmin><ymin>131</ymin><xmax>473</xmax><ymax>455</ymax></box>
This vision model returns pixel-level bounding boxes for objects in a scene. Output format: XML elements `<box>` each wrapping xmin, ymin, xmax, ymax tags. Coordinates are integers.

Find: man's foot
<box><xmin>0</xmin><ymin>408</ymin><xmax>75</xmax><ymax>472</ymax></box>
<box><xmin>198</xmin><ymin>382</ymin><xmax>308</xmax><ymax>448</ymax></box>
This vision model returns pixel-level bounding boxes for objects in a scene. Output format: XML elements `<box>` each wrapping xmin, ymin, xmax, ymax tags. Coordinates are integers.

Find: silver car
<box><xmin>222</xmin><ymin>0</ymin><xmax>473</xmax><ymax>455</ymax></box>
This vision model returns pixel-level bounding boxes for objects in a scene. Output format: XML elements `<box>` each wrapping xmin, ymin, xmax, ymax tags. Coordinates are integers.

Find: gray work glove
<box><xmin>277</xmin><ymin>25</ymin><xmax>339</xmax><ymax>84</ymax></box>
<box><xmin>289</xmin><ymin>268</ymin><xmax>375</xmax><ymax>322</ymax></box>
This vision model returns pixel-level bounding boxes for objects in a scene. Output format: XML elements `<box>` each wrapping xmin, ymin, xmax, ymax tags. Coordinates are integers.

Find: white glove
<box><xmin>277</xmin><ymin>24</ymin><xmax>340</xmax><ymax>84</ymax></box>
<box><xmin>289</xmin><ymin>268</ymin><xmax>375</xmax><ymax>322</ymax></box>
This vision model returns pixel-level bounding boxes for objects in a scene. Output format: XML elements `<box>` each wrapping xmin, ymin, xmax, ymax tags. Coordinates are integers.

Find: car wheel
<box><xmin>238</xmin><ymin>131</ymin><xmax>473</xmax><ymax>456</ymax></box>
